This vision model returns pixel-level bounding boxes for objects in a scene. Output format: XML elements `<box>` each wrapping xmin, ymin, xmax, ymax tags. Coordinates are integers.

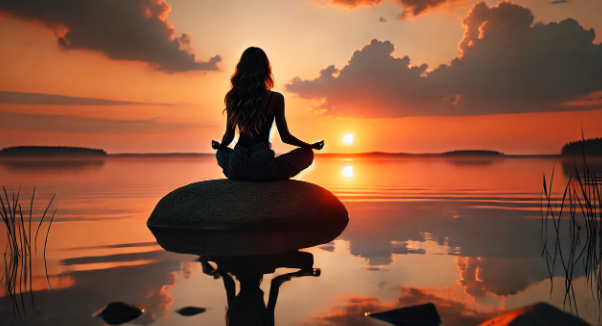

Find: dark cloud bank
<box><xmin>0</xmin><ymin>91</ymin><xmax>145</xmax><ymax>105</ymax></box>
<box><xmin>329</xmin><ymin>0</ymin><xmax>465</xmax><ymax>18</ymax></box>
<box><xmin>0</xmin><ymin>0</ymin><xmax>220</xmax><ymax>72</ymax></box>
<box><xmin>287</xmin><ymin>2</ymin><xmax>602</xmax><ymax>118</ymax></box>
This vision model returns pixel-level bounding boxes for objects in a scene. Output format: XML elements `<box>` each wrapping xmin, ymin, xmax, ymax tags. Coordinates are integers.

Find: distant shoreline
<box><xmin>2</xmin><ymin>146</ymin><xmax>600</xmax><ymax>159</ymax></box>
<box><xmin>108</xmin><ymin>152</ymin><xmax>565</xmax><ymax>158</ymax></box>
<box><xmin>107</xmin><ymin>150</ymin><xmax>560</xmax><ymax>158</ymax></box>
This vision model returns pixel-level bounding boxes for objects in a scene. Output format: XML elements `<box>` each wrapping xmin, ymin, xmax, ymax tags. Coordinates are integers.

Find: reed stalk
<box><xmin>542</xmin><ymin>146</ymin><xmax>602</xmax><ymax>316</ymax></box>
<box><xmin>0</xmin><ymin>187</ymin><xmax>56</xmax><ymax>316</ymax></box>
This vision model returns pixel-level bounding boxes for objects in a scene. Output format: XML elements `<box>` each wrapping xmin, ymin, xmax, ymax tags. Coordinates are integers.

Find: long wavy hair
<box><xmin>224</xmin><ymin>47</ymin><xmax>274</xmax><ymax>137</ymax></box>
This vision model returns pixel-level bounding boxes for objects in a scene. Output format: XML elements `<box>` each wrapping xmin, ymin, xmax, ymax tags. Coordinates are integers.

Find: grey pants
<box><xmin>216</xmin><ymin>142</ymin><xmax>314</xmax><ymax>181</ymax></box>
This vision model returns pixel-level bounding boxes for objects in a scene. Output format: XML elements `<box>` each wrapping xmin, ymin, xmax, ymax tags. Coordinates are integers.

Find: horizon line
<box><xmin>107</xmin><ymin>151</ymin><xmax>562</xmax><ymax>157</ymax></box>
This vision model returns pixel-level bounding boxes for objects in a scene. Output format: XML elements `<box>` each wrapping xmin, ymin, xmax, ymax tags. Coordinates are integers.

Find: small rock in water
<box><xmin>176</xmin><ymin>306</ymin><xmax>207</xmax><ymax>316</ymax></box>
<box><xmin>478</xmin><ymin>302</ymin><xmax>591</xmax><ymax>326</ymax></box>
<box><xmin>95</xmin><ymin>302</ymin><xmax>143</xmax><ymax>325</ymax></box>
<box><xmin>367</xmin><ymin>302</ymin><xmax>441</xmax><ymax>325</ymax></box>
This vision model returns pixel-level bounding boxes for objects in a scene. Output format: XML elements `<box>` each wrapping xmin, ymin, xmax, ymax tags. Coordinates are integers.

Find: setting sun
<box><xmin>343</xmin><ymin>134</ymin><xmax>354</xmax><ymax>144</ymax></box>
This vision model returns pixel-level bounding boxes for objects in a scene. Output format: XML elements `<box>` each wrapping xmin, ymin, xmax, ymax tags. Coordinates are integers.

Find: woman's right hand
<box><xmin>311</xmin><ymin>140</ymin><xmax>325</xmax><ymax>150</ymax></box>
<box><xmin>211</xmin><ymin>140</ymin><xmax>220</xmax><ymax>150</ymax></box>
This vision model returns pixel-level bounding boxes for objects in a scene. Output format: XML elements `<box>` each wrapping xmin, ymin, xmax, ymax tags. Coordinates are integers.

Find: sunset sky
<box><xmin>1</xmin><ymin>0</ymin><xmax>601</xmax><ymax>154</ymax></box>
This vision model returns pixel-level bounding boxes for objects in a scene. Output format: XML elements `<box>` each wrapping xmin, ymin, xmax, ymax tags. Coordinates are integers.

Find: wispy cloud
<box><xmin>0</xmin><ymin>111</ymin><xmax>205</xmax><ymax>133</ymax></box>
<box><xmin>324</xmin><ymin>0</ymin><xmax>468</xmax><ymax>18</ymax></box>
<box><xmin>0</xmin><ymin>91</ymin><xmax>159</xmax><ymax>106</ymax></box>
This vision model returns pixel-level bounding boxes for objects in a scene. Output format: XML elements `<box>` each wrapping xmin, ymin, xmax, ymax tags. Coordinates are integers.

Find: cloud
<box><xmin>457</xmin><ymin>257</ymin><xmax>534</xmax><ymax>298</ymax></box>
<box><xmin>326</xmin><ymin>0</ymin><xmax>467</xmax><ymax>18</ymax></box>
<box><xmin>0</xmin><ymin>111</ymin><xmax>199</xmax><ymax>133</ymax></box>
<box><xmin>551</xmin><ymin>0</ymin><xmax>569</xmax><ymax>3</ymax></box>
<box><xmin>0</xmin><ymin>91</ymin><xmax>157</xmax><ymax>105</ymax></box>
<box><xmin>0</xmin><ymin>0</ymin><xmax>221</xmax><ymax>72</ymax></box>
<box><xmin>286</xmin><ymin>2</ymin><xmax>602</xmax><ymax>118</ymax></box>
<box><xmin>310</xmin><ymin>287</ymin><xmax>499</xmax><ymax>326</ymax></box>
<box><xmin>330</xmin><ymin>0</ymin><xmax>384</xmax><ymax>7</ymax></box>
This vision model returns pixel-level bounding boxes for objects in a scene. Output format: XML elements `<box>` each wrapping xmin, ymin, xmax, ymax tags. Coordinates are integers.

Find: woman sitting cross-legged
<box><xmin>212</xmin><ymin>47</ymin><xmax>324</xmax><ymax>181</ymax></box>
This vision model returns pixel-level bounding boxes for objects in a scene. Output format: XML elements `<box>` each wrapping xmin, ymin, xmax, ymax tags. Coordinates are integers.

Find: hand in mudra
<box><xmin>311</xmin><ymin>140</ymin><xmax>325</xmax><ymax>150</ymax></box>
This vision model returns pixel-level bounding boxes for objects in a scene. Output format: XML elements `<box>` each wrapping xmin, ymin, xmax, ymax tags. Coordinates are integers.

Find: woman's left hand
<box><xmin>311</xmin><ymin>141</ymin><xmax>325</xmax><ymax>150</ymax></box>
<box><xmin>211</xmin><ymin>140</ymin><xmax>220</xmax><ymax>150</ymax></box>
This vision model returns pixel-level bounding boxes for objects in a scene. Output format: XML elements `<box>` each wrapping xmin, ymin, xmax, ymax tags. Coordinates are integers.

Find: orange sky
<box><xmin>0</xmin><ymin>0</ymin><xmax>601</xmax><ymax>154</ymax></box>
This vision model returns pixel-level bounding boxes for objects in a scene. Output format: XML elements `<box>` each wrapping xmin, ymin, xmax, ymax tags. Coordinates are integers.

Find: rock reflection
<box><xmin>202</xmin><ymin>252</ymin><xmax>319</xmax><ymax>326</ymax></box>
<box><xmin>149</xmin><ymin>219</ymin><xmax>348</xmax><ymax>325</ymax></box>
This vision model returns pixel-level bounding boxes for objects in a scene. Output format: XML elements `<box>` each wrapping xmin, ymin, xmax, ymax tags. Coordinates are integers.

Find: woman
<box><xmin>212</xmin><ymin>47</ymin><xmax>324</xmax><ymax>181</ymax></box>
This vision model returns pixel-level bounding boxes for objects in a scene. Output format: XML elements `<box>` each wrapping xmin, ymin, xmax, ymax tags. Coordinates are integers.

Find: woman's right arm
<box><xmin>274</xmin><ymin>93</ymin><xmax>324</xmax><ymax>150</ymax></box>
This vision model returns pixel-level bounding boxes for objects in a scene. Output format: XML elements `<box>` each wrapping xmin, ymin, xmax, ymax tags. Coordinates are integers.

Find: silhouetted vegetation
<box><xmin>562</xmin><ymin>138</ymin><xmax>602</xmax><ymax>156</ymax></box>
<box><xmin>542</xmin><ymin>155</ymin><xmax>601</xmax><ymax>315</ymax></box>
<box><xmin>1</xmin><ymin>187</ymin><xmax>56</xmax><ymax>316</ymax></box>
<box><xmin>0</xmin><ymin>146</ymin><xmax>106</xmax><ymax>157</ymax></box>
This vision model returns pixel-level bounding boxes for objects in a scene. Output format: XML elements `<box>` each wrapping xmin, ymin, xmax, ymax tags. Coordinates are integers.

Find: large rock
<box><xmin>147</xmin><ymin>179</ymin><xmax>348</xmax><ymax>231</ymax></box>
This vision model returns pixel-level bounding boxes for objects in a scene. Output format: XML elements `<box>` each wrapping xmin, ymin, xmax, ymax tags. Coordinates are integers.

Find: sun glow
<box><xmin>343</xmin><ymin>134</ymin><xmax>353</xmax><ymax>144</ymax></box>
<box><xmin>342</xmin><ymin>165</ymin><xmax>353</xmax><ymax>178</ymax></box>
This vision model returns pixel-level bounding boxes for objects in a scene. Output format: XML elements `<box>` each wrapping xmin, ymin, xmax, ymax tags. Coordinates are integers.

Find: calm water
<box><xmin>0</xmin><ymin>155</ymin><xmax>599</xmax><ymax>325</ymax></box>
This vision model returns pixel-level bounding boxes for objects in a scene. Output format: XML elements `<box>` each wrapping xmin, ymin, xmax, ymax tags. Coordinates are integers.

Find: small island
<box><xmin>0</xmin><ymin>146</ymin><xmax>107</xmax><ymax>158</ymax></box>
<box><xmin>561</xmin><ymin>138</ymin><xmax>602</xmax><ymax>157</ymax></box>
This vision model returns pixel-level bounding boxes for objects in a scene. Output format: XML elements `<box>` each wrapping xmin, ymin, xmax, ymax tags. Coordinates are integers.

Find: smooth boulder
<box><xmin>147</xmin><ymin>179</ymin><xmax>348</xmax><ymax>230</ymax></box>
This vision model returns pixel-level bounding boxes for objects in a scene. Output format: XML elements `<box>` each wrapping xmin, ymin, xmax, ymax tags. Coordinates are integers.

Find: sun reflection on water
<box><xmin>342</xmin><ymin>165</ymin><xmax>353</xmax><ymax>178</ymax></box>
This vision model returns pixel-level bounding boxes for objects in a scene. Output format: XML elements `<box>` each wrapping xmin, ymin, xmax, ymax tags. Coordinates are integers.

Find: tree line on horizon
<box><xmin>0</xmin><ymin>146</ymin><xmax>106</xmax><ymax>157</ymax></box>
<box><xmin>561</xmin><ymin>138</ymin><xmax>602</xmax><ymax>156</ymax></box>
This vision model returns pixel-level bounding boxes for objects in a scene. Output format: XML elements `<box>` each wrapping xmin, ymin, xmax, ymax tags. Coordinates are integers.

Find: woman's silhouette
<box><xmin>212</xmin><ymin>47</ymin><xmax>324</xmax><ymax>181</ymax></box>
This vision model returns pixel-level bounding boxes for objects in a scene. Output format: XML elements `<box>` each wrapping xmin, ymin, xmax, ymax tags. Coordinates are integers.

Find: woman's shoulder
<box><xmin>270</xmin><ymin>91</ymin><xmax>284</xmax><ymax>101</ymax></box>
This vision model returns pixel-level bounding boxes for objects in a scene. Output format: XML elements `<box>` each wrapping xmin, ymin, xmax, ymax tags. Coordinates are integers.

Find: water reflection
<box><xmin>0</xmin><ymin>158</ymin><xmax>105</xmax><ymax>175</ymax></box>
<box><xmin>445</xmin><ymin>157</ymin><xmax>501</xmax><ymax>167</ymax></box>
<box><xmin>202</xmin><ymin>252</ymin><xmax>318</xmax><ymax>326</ymax></box>
<box><xmin>342</xmin><ymin>165</ymin><xmax>353</xmax><ymax>178</ymax></box>
<box><xmin>561</xmin><ymin>157</ymin><xmax>602</xmax><ymax>175</ymax></box>
<box><xmin>149</xmin><ymin>219</ymin><xmax>348</xmax><ymax>325</ymax></box>
<box><xmin>2</xmin><ymin>156</ymin><xmax>600</xmax><ymax>325</ymax></box>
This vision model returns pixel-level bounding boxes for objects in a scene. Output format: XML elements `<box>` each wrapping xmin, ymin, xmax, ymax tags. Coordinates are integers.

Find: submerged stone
<box><xmin>147</xmin><ymin>179</ymin><xmax>348</xmax><ymax>230</ymax></box>
<box><xmin>176</xmin><ymin>306</ymin><xmax>207</xmax><ymax>316</ymax></box>
<box><xmin>95</xmin><ymin>302</ymin><xmax>143</xmax><ymax>325</ymax></box>
<box><xmin>478</xmin><ymin>302</ymin><xmax>591</xmax><ymax>326</ymax></box>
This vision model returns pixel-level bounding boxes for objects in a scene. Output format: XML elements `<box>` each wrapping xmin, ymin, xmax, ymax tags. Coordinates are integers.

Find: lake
<box><xmin>0</xmin><ymin>155</ymin><xmax>599</xmax><ymax>325</ymax></box>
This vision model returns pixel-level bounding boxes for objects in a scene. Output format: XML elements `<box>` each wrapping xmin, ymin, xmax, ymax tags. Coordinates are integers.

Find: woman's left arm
<box><xmin>212</xmin><ymin>112</ymin><xmax>235</xmax><ymax>150</ymax></box>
